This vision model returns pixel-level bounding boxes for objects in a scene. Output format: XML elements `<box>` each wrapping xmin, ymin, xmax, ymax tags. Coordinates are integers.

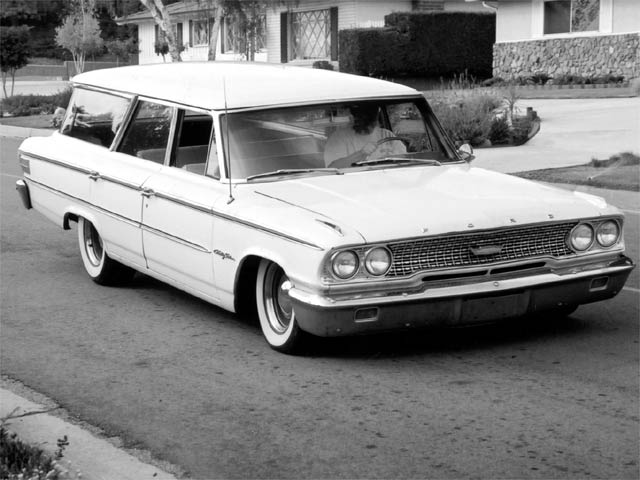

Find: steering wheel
<box><xmin>364</xmin><ymin>136</ymin><xmax>411</xmax><ymax>159</ymax></box>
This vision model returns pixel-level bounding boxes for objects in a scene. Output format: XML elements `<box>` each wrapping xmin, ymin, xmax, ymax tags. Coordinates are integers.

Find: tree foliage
<box><xmin>55</xmin><ymin>0</ymin><xmax>104</xmax><ymax>74</ymax></box>
<box><xmin>138</xmin><ymin>0</ymin><xmax>182</xmax><ymax>62</ymax></box>
<box><xmin>0</xmin><ymin>25</ymin><xmax>31</xmax><ymax>97</ymax></box>
<box><xmin>105</xmin><ymin>37</ymin><xmax>139</xmax><ymax>64</ymax></box>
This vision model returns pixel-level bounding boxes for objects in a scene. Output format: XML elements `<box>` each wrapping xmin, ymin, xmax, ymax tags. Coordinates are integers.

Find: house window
<box><xmin>154</xmin><ymin>23</ymin><xmax>184</xmax><ymax>49</ymax></box>
<box><xmin>190</xmin><ymin>19</ymin><xmax>210</xmax><ymax>46</ymax></box>
<box><xmin>281</xmin><ymin>7</ymin><xmax>338</xmax><ymax>62</ymax></box>
<box><xmin>544</xmin><ymin>0</ymin><xmax>600</xmax><ymax>34</ymax></box>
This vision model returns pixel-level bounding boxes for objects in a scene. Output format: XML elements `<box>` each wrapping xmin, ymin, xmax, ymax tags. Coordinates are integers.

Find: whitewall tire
<box><xmin>77</xmin><ymin>217</ymin><xmax>134</xmax><ymax>285</ymax></box>
<box><xmin>256</xmin><ymin>259</ymin><xmax>307</xmax><ymax>353</ymax></box>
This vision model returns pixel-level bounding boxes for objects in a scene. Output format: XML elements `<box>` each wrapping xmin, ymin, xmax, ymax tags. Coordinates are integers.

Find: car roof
<box><xmin>72</xmin><ymin>62</ymin><xmax>420</xmax><ymax>111</ymax></box>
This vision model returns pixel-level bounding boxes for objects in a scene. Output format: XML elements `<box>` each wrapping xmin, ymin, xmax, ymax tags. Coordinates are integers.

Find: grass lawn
<box><xmin>0</xmin><ymin>114</ymin><xmax>54</xmax><ymax>129</ymax></box>
<box><xmin>516</xmin><ymin>163</ymin><xmax>639</xmax><ymax>192</ymax></box>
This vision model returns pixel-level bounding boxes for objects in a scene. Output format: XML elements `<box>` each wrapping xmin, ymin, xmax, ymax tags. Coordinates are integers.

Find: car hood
<box><xmin>248</xmin><ymin>164</ymin><xmax>619</xmax><ymax>245</ymax></box>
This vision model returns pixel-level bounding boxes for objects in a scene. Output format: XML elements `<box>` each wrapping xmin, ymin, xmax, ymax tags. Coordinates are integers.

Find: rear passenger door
<box><xmin>140</xmin><ymin>108</ymin><xmax>224</xmax><ymax>300</ymax></box>
<box><xmin>91</xmin><ymin>98</ymin><xmax>172</xmax><ymax>269</ymax></box>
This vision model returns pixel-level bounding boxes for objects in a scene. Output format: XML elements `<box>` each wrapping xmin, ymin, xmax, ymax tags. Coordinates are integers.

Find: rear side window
<box><xmin>60</xmin><ymin>88</ymin><xmax>130</xmax><ymax>148</ymax></box>
<box><xmin>118</xmin><ymin>100</ymin><xmax>174</xmax><ymax>164</ymax></box>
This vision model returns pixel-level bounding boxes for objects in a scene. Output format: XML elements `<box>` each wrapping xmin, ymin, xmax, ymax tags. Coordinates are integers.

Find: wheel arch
<box><xmin>63</xmin><ymin>206</ymin><xmax>96</xmax><ymax>231</ymax></box>
<box><xmin>233</xmin><ymin>254</ymin><xmax>263</xmax><ymax>318</ymax></box>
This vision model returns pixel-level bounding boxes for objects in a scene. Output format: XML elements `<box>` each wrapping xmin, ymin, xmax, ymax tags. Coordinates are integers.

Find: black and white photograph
<box><xmin>1</xmin><ymin>0</ymin><xmax>638</xmax><ymax>479</ymax></box>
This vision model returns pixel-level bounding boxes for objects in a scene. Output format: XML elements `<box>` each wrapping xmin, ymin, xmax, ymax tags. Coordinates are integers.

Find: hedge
<box><xmin>339</xmin><ymin>12</ymin><xmax>495</xmax><ymax>79</ymax></box>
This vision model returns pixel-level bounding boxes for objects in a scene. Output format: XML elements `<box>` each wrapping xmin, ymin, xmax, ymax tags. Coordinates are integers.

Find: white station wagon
<box><xmin>16</xmin><ymin>63</ymin><xmax>634</xmax><ymax>353</ymax></box>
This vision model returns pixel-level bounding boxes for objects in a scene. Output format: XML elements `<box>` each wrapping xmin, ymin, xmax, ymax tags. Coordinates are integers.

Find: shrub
<box><xmin>430</xmin><ymin>92</ymin><xmax>501</xmax><ymax>146</ymax></box>
<box><xmin>489</xmin><ymin>116</ymin><xmax>511</xmax><ymax>145</ymax></box>
<box><xmin>338</xmin><ymin>28</ymin><xmax>408</xmax><ymax>77</ymax></box>
<box><xmin>1</xmin><ymin>87</ymin><xmax>73</xmax><ymax>116</ymax></box>
<box><xmin>1</xmin><ymin>425</ymin><xmax>55</xmax><ymax>479</ymax></box>
<box><xmin>312</xmin><ymin>60</ymin><xmax>334</xmax><ymax>71</ymax></box>
<box><xmin>339</xmin><ymin>12</ymin><xmax>495</xmax><ymax>79</ymax></box>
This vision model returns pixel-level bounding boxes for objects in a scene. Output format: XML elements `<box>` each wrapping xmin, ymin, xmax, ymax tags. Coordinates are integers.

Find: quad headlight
<box><xmin>569</xmin><ymin>223</ymin><xmax>594</xmax><ymax>251</ymax></box>
<box><xmin>364</xmin><ymin>247</ymin><xmax>392</xmax><ymax>276</ymax></box>
<box><xmin>331</xmin><ymin>250</ymin><xmax>359</xmax><ymax>279</ymax></box>
<box><xmin>596</xmin><ymin>220</ymin><xmax>620</xmax><ymax>247</ymax></box>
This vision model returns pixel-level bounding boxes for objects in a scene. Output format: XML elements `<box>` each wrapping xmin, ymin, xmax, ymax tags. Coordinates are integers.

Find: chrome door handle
<box><xmin>140</xmin><ymin>188</ymin><xmax>155</xmax><ymax>198</ymax></box>
<box><xmin>88</xmin><ymin>171</ymin><xmax>100</xmax><ymax>181</ymax></box>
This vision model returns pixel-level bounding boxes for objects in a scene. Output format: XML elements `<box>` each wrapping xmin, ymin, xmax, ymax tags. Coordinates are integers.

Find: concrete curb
<box><xmin>1</xmin><ymin>387</ymin><xmax>179</xmax><ymax>480</ymax></box>
<box><xmin>0</xmin><ymin>124</ymin><xmax>55</xmax><ymax>138</ymax></box>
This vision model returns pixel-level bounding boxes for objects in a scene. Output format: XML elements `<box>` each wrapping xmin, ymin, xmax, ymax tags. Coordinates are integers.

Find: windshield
<box><xmin>220</xmin><ymin>98</ymin><xmax>459</xmax><ymax>181</ymax></box>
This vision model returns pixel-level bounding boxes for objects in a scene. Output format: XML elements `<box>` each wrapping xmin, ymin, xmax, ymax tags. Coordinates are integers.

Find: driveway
<box><xmin>472</xmin><ymin>97</ymin><xmax>640</xmax><ymax>173</ymax></box>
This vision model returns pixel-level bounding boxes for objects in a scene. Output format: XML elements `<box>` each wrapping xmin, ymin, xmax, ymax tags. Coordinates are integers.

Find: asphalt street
<box><xmin>1</xmin><ymin>136</ymin><xmax>638</xmax><ymax>479</ymax></box>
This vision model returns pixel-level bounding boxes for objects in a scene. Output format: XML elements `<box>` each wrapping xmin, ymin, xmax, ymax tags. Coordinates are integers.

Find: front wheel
<box><xmin>256</xmin><ymin>260</ymin><xmax>307</xmax><ymax>353</ymax></box>
<box><xmin>77</xmin><ymin>217</ymin><xmax>134</xmax><ymax>285</ymax></box>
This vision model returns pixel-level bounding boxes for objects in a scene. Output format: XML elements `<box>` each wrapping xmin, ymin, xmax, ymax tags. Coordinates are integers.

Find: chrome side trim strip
<box><xmin>27</xmin><ymin>178</ymin><xmax>140</xmax><ymax>228</ymax></box>
<box><xmin>19</xmin><ymin>151</ymin><xmax>92</xmax><ymax>176</ymax></box>
<box><xmin>153</xmin><ymin>191</ymin><xmax>213</xmax><ymax>215</ymax></box>
<box><xmin>25</xmin><ymin>169</ymin><xmax>322</xmax><ymax>250</ymax></box>
<box><xmin>98</xmin><ymin>173</ymin><xmax>140</xmax><ymax>191</ymax></box>
<box><xmin>141</xmin><ymin>224</ymin><xmax>211</xmax><ymax>253</ymax></box>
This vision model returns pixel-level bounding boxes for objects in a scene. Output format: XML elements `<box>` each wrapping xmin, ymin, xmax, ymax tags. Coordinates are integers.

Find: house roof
<box><xmin>72</xmin><ymin>62</ymin><xmax>419</xmax><ymax>111</ymax></box>
<box><xmin>116</xmin><ymin>1</ymin><xmax>207</xmax><ymax>24</ymax></box>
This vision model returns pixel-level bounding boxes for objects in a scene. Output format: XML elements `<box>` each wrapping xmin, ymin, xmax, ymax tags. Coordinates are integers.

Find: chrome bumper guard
<box><xmin>16</xmin><ymin>179</ymin><xmax>32</xmax><ymax>210</ymax></box>
<box><xmin>289</xmin><ymin>256</ymin><xmax>634</xmax><ymax>337</ymax></box>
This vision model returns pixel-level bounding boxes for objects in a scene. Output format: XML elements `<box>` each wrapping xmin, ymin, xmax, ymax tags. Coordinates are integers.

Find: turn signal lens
<box><xmin>569</xmin><ymin>224</ymin><xmax>594</xmax><ymax>251</ymax></box>
<box><xmin>332</xmin><ymin>250</ymin><xmax>359</xmax><ymax>279</ymax></box>
<box><xmin>364</xmin><ymin>247</ymin><xmax>392</xmax><ymax>276</ymax></box>
<box><xmin>596</xmin><ymin>220</ymin><xmax>620</xmax><ymax>247</ymax></box>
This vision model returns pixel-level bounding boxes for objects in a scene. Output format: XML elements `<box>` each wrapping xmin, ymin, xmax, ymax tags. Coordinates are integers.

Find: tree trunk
<box><xmin>1</xmin><ymin>71</ymin><xmax>8</xmax><ymax>98</ymax></box>
<box><xmin>139</xmin><ymin>0</ymin><xmax>182</xmax><ymax>62</ymax></box>
<box><xmin>207</xmin><ymin>8</ymin><xmax>223</xmax><ymax>61</ymax></box>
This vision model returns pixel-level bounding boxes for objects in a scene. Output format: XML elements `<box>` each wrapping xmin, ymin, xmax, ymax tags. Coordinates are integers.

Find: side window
<box><xmin>171</xmin><ymin>109</ymin><xmax>215</xmax><ymax>176</ymax></box>
<box><xmin>118</xmin><ymin>100</ymin><xmax>173</xmax><ymax>163</ymax></box>
<box><xmin>386</xmin><ymin>102</ymin><xmax>436</xmax><ymax>153</ymax></box>
<box><xmin>60</xmin><ymin>88</ymin><xmax>130</xmax><ymax>148</ymax></box>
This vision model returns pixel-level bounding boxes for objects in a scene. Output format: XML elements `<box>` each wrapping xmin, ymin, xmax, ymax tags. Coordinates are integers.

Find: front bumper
<box><xmin>290</xmin><ymin>255</ymin><xmax>634</xmax><ymax>337</ymax></box>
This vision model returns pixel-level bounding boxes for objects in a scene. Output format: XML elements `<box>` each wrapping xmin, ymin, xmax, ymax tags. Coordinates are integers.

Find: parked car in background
<box><xmin>16</xmin><ymin>63</ymin><xmax>634</xmax><ymax>353</ymax></box>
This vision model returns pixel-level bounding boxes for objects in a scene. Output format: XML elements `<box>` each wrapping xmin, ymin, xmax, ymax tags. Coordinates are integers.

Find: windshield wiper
<box><xmin>246</xmin><ymin>168</ymin><xmax>342</xmax><ymax>182</ymax></box>
<box><xmin>352</xmin><ymin>157</ymin><xmax>442</xmax><ymax>167</ymax></box>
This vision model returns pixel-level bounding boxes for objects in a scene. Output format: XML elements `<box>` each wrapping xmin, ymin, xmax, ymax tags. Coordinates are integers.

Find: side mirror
<box><xmin>457</xmin><ymin>143</ymin><xmax>475</xmax><ymax>162</ymax></box>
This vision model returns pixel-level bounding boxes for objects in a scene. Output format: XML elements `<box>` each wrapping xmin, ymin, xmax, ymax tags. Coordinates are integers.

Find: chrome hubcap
<box><xmin>264</xmin><ymin>265</ymin><xmax>294</xmax><ymax>334</ymax></box>
<box><xmin>83</xmin><ymin>221</ymin><xmax>103</xmax><ymax>267</ymax></box>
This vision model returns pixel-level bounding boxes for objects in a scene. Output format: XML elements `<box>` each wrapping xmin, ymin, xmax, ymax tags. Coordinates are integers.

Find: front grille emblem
<box><xmin>469</xmin><ymin>245</ymin><xmax>502</xmax><ymax>256</ymax></box>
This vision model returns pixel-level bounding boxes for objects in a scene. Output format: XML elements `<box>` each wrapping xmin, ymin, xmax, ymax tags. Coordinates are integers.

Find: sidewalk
<box><xmin>1</xmin><ymin>383</ymin><xmax>180</xmax><ymax>480</ymax></box>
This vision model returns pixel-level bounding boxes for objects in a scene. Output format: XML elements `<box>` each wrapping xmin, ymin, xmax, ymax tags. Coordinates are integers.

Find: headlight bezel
<box><xmin>364</xmin><ymin>247</ymin><xmax>392</xmax><ymax>276</ymax></box>
<box><xmin>595</xmin><ymin>219</ymin><xmax>621</xmax><ymax>248</ymax></box>
<box><xmin>330</xmin><ymin>250</ymin><xmax>360</xmax><ymax>279</ymax></box>
<box><xmin>569</xmin><ymin>223</ymin><xmax>595</xmax><ymax>252</ymax></box>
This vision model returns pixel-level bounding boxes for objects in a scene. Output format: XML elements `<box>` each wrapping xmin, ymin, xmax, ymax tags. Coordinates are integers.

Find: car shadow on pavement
<box><xmin>304</xmin><ymin>312</ymin><xmax>591</xmax><ymax>359</ymax></box>
<box><xmin>122</xmin><ymin>272</ymin><xmax>593</xmax><ymax>359</ymax></box>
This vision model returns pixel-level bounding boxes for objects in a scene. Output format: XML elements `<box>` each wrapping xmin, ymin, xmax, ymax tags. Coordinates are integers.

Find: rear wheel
<box><xmin>256</xmin><ymin>259</ymin><xmax>307</xmax><ymax>353</ymax></box>
<box><xmin>77</xmin><ymin>217</ymin><xmax>134</xmax><ymax>285</ymax></box>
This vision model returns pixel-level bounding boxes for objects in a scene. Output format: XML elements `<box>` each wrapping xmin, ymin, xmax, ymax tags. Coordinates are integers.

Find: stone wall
<box><xmin>493</xmin><ymin>33</ymin><xmax>640</xmax><ymax>80</ymax></box>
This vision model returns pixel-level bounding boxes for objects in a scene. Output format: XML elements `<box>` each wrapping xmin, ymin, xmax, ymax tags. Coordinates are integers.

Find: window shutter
<box><xmin>177</xmin><ymin>22</ymin><xmax>183</xmax><ymax>48</ymax></box>
<box><xmin>280</xmin><ymin>11</ymin><xmax>288</xmax><ymax>63</ymax></box>
<box><xmin>189</xmin><ymin>20</ymin><xmax>193</xmax><ymax>46</ymax></box>
<box><xmin>330</xmin><ymin>7</ymin><xmax>338</xmax><ymax>61</ymax></box>
<box><xmin>155</xmin><ymin>24</ymin><xmax>159</xmax><ymax>43</ymax></box>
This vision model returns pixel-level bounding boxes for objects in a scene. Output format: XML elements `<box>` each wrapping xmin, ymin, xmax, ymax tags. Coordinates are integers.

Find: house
<box><xmin>491</xmin><ymin>0</ymin><xmax>640</xmax><ymax>79</ymax></box>
<box><xmin>118</xmin><ymin>0</ymin><xmax>489</xmax><ymax>66</ymax></box>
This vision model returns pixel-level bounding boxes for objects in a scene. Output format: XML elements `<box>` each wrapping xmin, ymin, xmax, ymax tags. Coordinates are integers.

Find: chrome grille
<box><xmin>387</xmin><ymin>222</ymin><xmax>576</xmax><ymax>277</ymax></box>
